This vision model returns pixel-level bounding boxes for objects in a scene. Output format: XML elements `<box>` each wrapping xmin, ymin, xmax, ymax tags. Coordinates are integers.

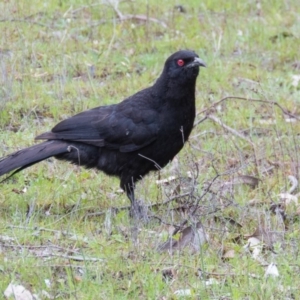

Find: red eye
<box><xmin>177</xmin><ymin>59</ymin><xmax>185</xmax><ymax>66</ymax></box>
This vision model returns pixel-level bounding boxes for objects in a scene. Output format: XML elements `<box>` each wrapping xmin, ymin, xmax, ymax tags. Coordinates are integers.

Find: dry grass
<box><xmin>1</xmin><ymin>0</ymin><xmax>300</xmax><ymax>299</ymax></box>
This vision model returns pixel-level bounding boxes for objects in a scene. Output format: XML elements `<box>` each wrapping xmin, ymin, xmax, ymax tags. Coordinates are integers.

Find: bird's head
<box><xmin>163</xmin><ymin>50</ymin><xmax>206</xmax><ymax>83</ymax></box>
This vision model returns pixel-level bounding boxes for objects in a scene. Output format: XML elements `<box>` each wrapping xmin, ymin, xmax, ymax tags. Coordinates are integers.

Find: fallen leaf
<box><xmin>223</xmin><ymin>249</ymin><xmax>235</xmax><ymax>259</ymax></box>
<box><xmin>176</xmin><ymin>222</ymin><xmax>208</xmax><ymax>252</ymax></box>
<box><xmin>291</xmin><ymin>75</ymin><xmax>300</xmax><ymax>87</ymax></box>
<box><xmin>244</xmin><ymin>237</ymin><xmax>265</xmax><ymax>263</ymax></box>
<box><xmin>205</xmin><ymin>278</ymin><xmax>220</xmax><ymax>286</ymax></box>
<box><xmin>245</xmin><ymin>226</ymin><xmax>281</xmax><ymax>250</ymax></box>
<box><xmin>158</xmin><ymin>222</ymin><xmax>208</xmax><ymax>253</ymax></box>
<box><xmin>265</xmin><ymin>263</ymin><xmax>279</xmax><ymax>278</ymax></box>
<box><xmin>157</xmin><ymin>238</ymin><xmax>178</xmax><ymax>252</ymax></box>
<box><xmin>4</xmin><ymin>283</ymin><xmax>33</xmax><ymax>300</ymax></box>
<box><xmin>174</xmin><ymin>289</ymin><xmax>192</xmax><ymax>296</ymax></box>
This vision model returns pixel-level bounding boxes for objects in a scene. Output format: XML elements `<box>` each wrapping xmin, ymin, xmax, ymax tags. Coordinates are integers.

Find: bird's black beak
<box><xmin>188</xmin><ymin>57</ymin><xmax>206</xmax><ymax>68</ymax></box>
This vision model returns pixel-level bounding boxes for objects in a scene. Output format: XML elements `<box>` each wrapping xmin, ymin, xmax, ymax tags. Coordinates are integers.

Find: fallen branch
<box><xmin>107</xmin><ymin>0</ymin><xmax>167</xmax><ymax>28</ymax></box>
<box><xmin>207</xmin><ymin>114</ymin><xmax>253</xmax><ymax>144</ymax></box>
<box><xmin>194</xmin><ymin>96</ymin><xmax>299</xmax><ymax>127</ymax></box>
<box><xmin>47</xmin><ymin>254</ymin><xmax>104</xmax><ymax>262</ymax></box>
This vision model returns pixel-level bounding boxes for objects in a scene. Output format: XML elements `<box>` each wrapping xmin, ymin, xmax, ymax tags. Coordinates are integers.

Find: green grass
<box><xmin>1</xmin><ymin>0</ymin><xmax>300</xmax><ymax>299</ymax></box>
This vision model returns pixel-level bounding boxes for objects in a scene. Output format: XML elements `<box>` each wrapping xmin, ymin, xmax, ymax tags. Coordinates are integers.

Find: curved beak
<box><xmin>188</xmin><ymin>57</ymin><xmax>206</xmax><ymax>68</ymax></box>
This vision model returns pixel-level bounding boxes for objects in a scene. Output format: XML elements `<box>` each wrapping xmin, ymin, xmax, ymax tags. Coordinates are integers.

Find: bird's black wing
<box><xmin>36</xmin><ymin>92</ymin><xmax>160</xmax><ymax>153</ymax></box>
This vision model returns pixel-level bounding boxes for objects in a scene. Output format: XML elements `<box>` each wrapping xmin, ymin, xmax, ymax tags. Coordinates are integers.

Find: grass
<box><xmin>1</xmin><ymin>0</ymin><xmax>300</xmax><ymax>299</ymax></box>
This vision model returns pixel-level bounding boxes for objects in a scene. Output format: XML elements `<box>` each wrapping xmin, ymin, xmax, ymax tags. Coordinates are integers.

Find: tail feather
<box><xmin>0</xmin><ymin>140</ymin><xmax>69</xmax><ymax>180</ymax></box>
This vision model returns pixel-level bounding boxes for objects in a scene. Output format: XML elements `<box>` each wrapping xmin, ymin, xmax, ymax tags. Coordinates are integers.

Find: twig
<box><xmin>206</xmin><ymin>114</ymin><xmax>260</xmax><ymax>176</ymax></box>
<box><xmin>207</xmin><ymin>114</ymin><xmax>253</xmax><ymax>144</ymax></box>
<box><xmin>287</xmin><ymin>175</ymin><xmax>298</xmax><ymax>194</ymax></box>
<box><xmin>70</xmin><ymin>3</ymin><xmax>103</xmax><ymax>15</ymax></box>
<box><xmin>8</xmin><ymin>225</ymin><xmax>63</xmax><ymax>233</ymax></box>
<box><xmin>194</xmin><ymin>96</ymin><xmax>299</xmax><ymax>127</ymax></box>
<box><xmin>149</xmin><ymin>215</ymin><xmax>180</xmax><ymax>228</ymax></box>
<box><xmin>170</xmin><ymin>173</ymin><xmax>221</xmax><ymax>237</ymax></box>
<box><xmin>48</xmin><ymin>254</ymin><xmax>104</xmax><ymax>262</ymax></box>
<box><xmin>85</xmin><ymin>192</ymin><xmax>192</xmax><ymax>218</ymax></box>
<box><xmin>150</xmin><ymin>192</ymin><xmax>192</xmax><ymax>208</ymax></box>
<box><xmin>121</xmin><ymin>14</ymin><xmax>167</xmax><ymax>28</ymax></box>
<box><xmin>0</xmin><ymin>18</ymin><xmax>57</xmax><ymax>29</ymax></box>
<box><xmin>107</xmin><ymin>0</ymin><xmax>167</xmax><ymax>28</ymax></box>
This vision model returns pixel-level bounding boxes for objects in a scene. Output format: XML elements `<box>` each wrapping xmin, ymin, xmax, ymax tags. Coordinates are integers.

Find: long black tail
<box><xmin>0</xmin><ymin>140</ymin><xmax>70</xmax><ymax>180</ymax></box>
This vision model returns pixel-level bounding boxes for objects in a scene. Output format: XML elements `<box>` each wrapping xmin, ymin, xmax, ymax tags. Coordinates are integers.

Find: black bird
<box><xmin>0</xmin><ymin>50</ymin><xmax>206</xmax><ymax>218</ymax></box>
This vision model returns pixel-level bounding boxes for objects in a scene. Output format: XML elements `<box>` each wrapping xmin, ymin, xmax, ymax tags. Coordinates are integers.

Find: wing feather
<box><xmin>36</xmin><ymin>91</ymin><xmax>159</xmax><ymax>152</ymax></box>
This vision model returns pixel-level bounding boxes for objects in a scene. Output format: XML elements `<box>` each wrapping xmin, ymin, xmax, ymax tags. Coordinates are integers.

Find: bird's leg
<box><xmin>125</xmin><ymin>184</ymin><xmax>148</xmax><ymax>222</ymax></box>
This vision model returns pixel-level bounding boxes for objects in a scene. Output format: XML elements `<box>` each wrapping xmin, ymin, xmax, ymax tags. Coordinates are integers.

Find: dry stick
<box><xmin>8</xmin><ymin>225</ymin><xmax>61</xmax><ymax>233</ymax></box>
<box><xmin>1</xmin><ymin>242</ymin><xmax>82</xmax><ymax>254</ymax></box>
<box><xmin>91</xmin><ymin>157</ymin><xmax>242</xmax><ymax>233</ymax></box>
<box><xmin>190</xmin><ymin>95</ymin><xmax>299</xmax><ymax>223</ymax></box>
<box><xmin>107</xmin><ymin>0</ymin><xmax>167</xmax><ymax>28</ymax></box>
<box><xmin>207</xmin><ymin>114</ymin><xmax>252</xmax><ymax>144</ymax></box>
<box><xmin>170</xmin><ymin>173</ymin><xmax>221</xmax><ymax>236</ymax></box>
<box><xmin>195</xmin><ymin>96</ymin><xmax>299</xmax><ymax>127</ymax></box>
<box><xmin>107</xmin><ymin>0</ymin><xmax>124</xmax><ymax>19</ymax></box>
<box><xmin>0</xmin><ymin>18</ymin><xmax>56</xmax><ymax>28</ymax></box>
<box><xmin>195</xmin><ymin>96</ymin><xmax>299</xmax><ymax>176</ymax></box>
<box><xmin>206</xmin><ymin>114</ymin><xmax>260</xmax><ymax>177</ymax></box>
<box><xmin>70</xmin><ymin>3</ymin><xmax>103</xmax><ymax>14</ymax></box>
<box><xmin>46</xmin><ymin>254</ymin><xmax>104</xmax><ymax>262</ymax></box>
<box><xmin>85</xmin><ymin>192</ymin><xmax>192</xmax><ymax>218</ymax></box>
<box><xmin>172</xmin><ymin>108</ymin><xmax>264</xmax><ymax>236</ymax></box>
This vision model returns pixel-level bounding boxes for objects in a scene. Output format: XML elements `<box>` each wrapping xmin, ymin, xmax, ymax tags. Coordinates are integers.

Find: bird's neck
<box><xmin>153</xmin><ymin>76</ymin><xmax>196</xmax><ymax>104</ymax></box>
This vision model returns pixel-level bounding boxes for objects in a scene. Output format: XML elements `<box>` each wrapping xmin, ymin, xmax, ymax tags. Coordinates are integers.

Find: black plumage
<box><xmin>0</xmin><ymin>50</ymin><xmax>206</xmax><ymax>217</ymax></box>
